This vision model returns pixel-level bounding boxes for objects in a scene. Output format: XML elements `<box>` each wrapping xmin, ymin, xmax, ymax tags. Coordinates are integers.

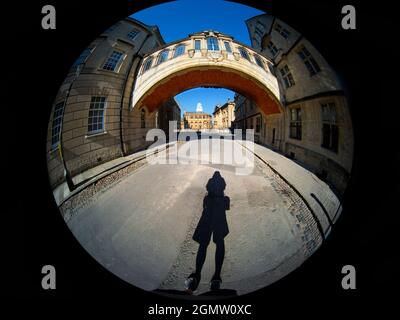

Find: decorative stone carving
<box><xmin>188</xmin><ymin>49</ymin><xmax>195</xmax><ymax>58</ymax></box>
<box><xmin>207</xmin><ymin>51</ymin><xmax>224</xmax><ymax>62</ymax></box>
<box><xmin>233</xmin><ymin>52</ymin><xmax>240</xmax><ymax>61</ymax></box>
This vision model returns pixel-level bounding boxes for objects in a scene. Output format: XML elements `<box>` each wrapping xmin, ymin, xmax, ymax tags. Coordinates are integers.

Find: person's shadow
<box><xmin>185</xmin><ymin>171</ymin><xmax>232</xmax><ymax>294</ymax></box>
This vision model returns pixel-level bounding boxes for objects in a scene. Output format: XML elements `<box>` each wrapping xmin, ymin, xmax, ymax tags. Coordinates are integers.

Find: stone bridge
<box><xmin>131</xmin><ymin>30</ymin><xmax>283</xmax><ymax>115</ymax></box>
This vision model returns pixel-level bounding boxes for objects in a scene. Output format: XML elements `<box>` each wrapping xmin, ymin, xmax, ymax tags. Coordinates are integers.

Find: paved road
<box><xmin>67</xmin><ymin>140</ymin><xmax>321</xmax><ymax>295</ymax></box>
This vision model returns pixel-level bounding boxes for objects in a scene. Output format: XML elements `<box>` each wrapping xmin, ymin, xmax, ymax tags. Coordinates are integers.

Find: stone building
<box><xmin>234</xmin><ymin>93</ymin><xmax>265</xmax><ymax>144</ymax></box>
<box><xmin>213</xmin><ymin>100</ymin><xmax>235</xmax><ymax>130</ymax></box>
<box><xmin>46</xmin><ymin>17</ymin><xmax>180</xmax><ymax>189</ymax></box>
<box><xmin>157</xmin><ymin>97</ymin><xmax>181</xmax><ymax>137</ymax></box>
<box><xmin>182</xmin><ymin>112</ymin><xmax>212</xmax><ymax>130</ymax></box>
<box><xmin>234</xmin><ymin>14</ymin><xmax>354</xmax><ymax>195</ymax></box>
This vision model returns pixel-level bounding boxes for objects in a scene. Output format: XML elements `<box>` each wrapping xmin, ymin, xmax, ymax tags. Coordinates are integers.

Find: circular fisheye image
<box><xmin>46</xmin><ymin>0</ymin><xmax>353</xmax><ymax>298</ymax></box>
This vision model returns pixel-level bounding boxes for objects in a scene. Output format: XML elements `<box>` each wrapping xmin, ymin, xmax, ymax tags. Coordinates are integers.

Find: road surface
<box><xmin>66</xmin><ymin>139</ymin><xmax>321</xmax><ymax>295</ymax></box>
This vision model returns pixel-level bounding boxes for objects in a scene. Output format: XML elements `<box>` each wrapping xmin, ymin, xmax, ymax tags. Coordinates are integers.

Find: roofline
<box><xmin>142</xmin><ymin>33</ymin><xmax>271</xmax><ymax>60</ymax></box>
<box><xmin>188</xmin><ymin>30</ymin><xmax>234</xmax><ymax>40</ymax></box>
<box><xmin>183</xmin><ymin>111</ymin><xmax>212</xmax><ymax>115</ymax></box>
<box><xmin>245</xmin><ymin>13</ymin><xmax>275</xmax><ymax>49</ymax></box>
<box><xmin>142</xmin><ymin>36</ymin><xmax>191</xmax><ymax>58</ymax></box>
<box><xmin>244</xmin><ymin>13</ymin><xmax>272</xmax><ymax>24</ymax></box>
<box><xmin>212</xmin><ymin>101</ymin><xmax>235</xmax><ymax>114</ymax></box>
<box><xmin>124</xmin><ymin>17</ymin><xmax>165</xmax><ymax>45</ymax></box>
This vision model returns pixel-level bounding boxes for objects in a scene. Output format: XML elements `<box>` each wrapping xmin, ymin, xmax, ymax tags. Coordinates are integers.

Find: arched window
<box><xmin>142</xmin><ymin>57</ymin><xmax>153</xmax><ymax>73</ymax></box>
<box><xmin>173</xmin><ymin>44</ymin><xmax>185</xmax><ymax>58</ymax></box>
<box><xmin>141</xmin><ymin>108</ymin><xmax>146</xmax><ymax>128</ymax></box>
<box><xmin>206</xmin><ymin>37</ymin><xmax>219</xmax><ymax>51</ymax></box>
<box><xmin>239</xmin><ymin>47</ymin><xmax>250</xmax><ymax>61</ymax></box>
<box><xmin>254</xmin><ymin>54</ymin><xmax>264</xmax><ymax>69</ymax></box>
<box><xmin>157</xmin><ymin>50</ymin><xmax>169</xmax><ymax>65</ymax></box>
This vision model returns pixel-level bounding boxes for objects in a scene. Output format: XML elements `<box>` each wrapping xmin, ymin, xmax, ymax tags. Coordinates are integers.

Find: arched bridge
<box><xmin>131</xmin><ymin>30</ymin><xmax>283</xmax><ymax>115</ymax></box>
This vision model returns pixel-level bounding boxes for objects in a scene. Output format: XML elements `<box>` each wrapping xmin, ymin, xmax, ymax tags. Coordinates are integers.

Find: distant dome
<box><xmin>196</xmin><ymin>102</ymin><xmax>203</xmax><ymax>112</ymax></box>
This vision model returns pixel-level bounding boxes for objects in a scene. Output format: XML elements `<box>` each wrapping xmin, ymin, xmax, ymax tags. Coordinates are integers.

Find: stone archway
<box><xmin>135</xmin><ymin>66</ymin><xmax>282</xmax><ymax>115</ymax></box>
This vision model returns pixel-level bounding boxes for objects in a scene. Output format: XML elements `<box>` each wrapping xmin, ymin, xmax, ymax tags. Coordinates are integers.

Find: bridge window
<box><xmin>195</xmin><ymin>40</ymin><xmax>201</xmax><ymax>51</ymax></box>
<box><xmin>51</xmin><ymin>102</ymin><xmax>65</xmax><ymax>149</ymax></box>
<box><xmin>207</xmin><ymin>37</ymin><xmax>219</xmax><ymax>51</ymax></box>
<box><xmin>239</xmin><ymin>47</ymin><xmax>250</xmax><ymax>61</ymax></box>
<box><xmin>156</xmin><ymin>50</ymin><xmax>169</xmax><ymax>65</ymax></box>
<box><xmin>88</xmin><ymin>96</ymin><xmax>107</xmax><ymax>134</ymax></box>
<box><xmin>289</xmin><ymin>107</ymin><xmax>302</xmax><ymax>140</ymax></box>
<box><xmin>267</xmin><ymin>62</ymin><xmax>276</xmax><ymax>75</ymax></box>
<box><xmin>321</xmin><ymin>102</ymin><xmax>338</xmax><ymax>152</ymax></box>
<box><xmin>274</xmin><ymin>23</ymin><xmax>290</xmax><ymax>39</ymax></box>
<box><xmin>173</xmin><ymin>44</ymin><xmax>185</xmax><ymax>58</ymax></box>
<box><xmin>102</xmin><ymin>51</ymin><xmax>124</xmax><ymax>71</ymax></box>
<box><xmin>127</xmin><ymin>28</ymin><xmax>140</xmax><ymax>40</ymax></box>
<box><xmin>298</xmin><ymin>46</ymin><xmax>321</xmax><ymax>76</ymax></box>
<box><xmin>254</xmin><ymin>54</ymin><xmax>264</xmax><ymax>69</ymax></box>
<box><xmin>141</xmin><ymin>108</ymin><xmax>146</xmax><ymax>128</ymax></box>
<box><xmin>267</xmin><ymin>41</ymin><xmax>279</xmax><ymax>57</ymax></box>
<box><xmin>280</xmin><ymin>65</ymin><xmax>295</xmax><ymax>88</ymax></box>
<box><xmin>224</xmin><ymin>41</ymin><xmax>232</xmax><ymax>53</ymax></box>
<box><xmin>142</xmin><ymin>57</ymin><xmax>153</xmax><ymax>73</ymax></box>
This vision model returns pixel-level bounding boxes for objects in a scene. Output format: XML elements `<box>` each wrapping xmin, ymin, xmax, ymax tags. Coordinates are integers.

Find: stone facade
<box><xmin>156</xmin><ymin>97</ymin><xmax>181</xmax><ymax>136</ymax></box>
<box><xmin>213</xmin><ymin>101</ymin><xmax>235</xmax><ymax>130</ymax></box>
<box><xmin>47</xmin><ymin>26</ymin><xmax>283</xmax><ymax>190</ymax></box>
<box><xmin>47</xmin><ymin>15</ymin><xmax>352</xmax><ymax>196</ymax></box>
<box><xmin>182</xmin><ymin>112</ymin><xmax>212</xmax><ymax>130</ymax></box>
<box><xmin>234</xmin><ymin>14</ymin><xmax>354</xmax><ymax>195</ymax></box>
<box><xmin>46</xmin><ymin>18</ymin><xmax>180</xmax><ymax>189</ymax></box>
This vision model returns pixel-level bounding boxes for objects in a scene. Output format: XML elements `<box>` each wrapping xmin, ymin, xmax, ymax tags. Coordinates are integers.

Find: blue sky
<box><xmin>131</xmin><ymin>0</ymin><xmax>264</xmax><ymax>115</ymax></box>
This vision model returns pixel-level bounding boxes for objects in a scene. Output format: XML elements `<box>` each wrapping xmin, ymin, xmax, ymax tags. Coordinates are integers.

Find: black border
<box><xmin>4</xmin><ymin>0</ymin><xmax>399</xmax><ymax>312</ymax></box>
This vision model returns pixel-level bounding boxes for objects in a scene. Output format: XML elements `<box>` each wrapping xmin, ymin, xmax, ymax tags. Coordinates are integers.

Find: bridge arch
<box><xmin>131</xmin><ymin>30</ymin><xmax>283</xmax><ymax>115</ymax></box>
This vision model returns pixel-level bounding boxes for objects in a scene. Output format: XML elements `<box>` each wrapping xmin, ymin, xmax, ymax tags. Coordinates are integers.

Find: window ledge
<box><xmin>85</xmin><ymin>131</ymin><xmax>108</xmax><ymax>138</ymax></box>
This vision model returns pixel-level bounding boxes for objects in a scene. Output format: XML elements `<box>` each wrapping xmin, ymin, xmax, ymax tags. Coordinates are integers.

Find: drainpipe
<box><xmin>119</xmin><ymin>32</ymin><xmax>153</xmax><ymax>156</ymax></box>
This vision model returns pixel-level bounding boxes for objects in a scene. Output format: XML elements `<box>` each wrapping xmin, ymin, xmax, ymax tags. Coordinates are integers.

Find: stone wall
<box><xmin>47</xmin><ymin>18</ymin><xmax>165</xmax><ymax>189</ymax></box>
<box><xmin>236</xmin><ymin>14</ymin><xmax>354</xmax><ymax>196</ymax></box>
